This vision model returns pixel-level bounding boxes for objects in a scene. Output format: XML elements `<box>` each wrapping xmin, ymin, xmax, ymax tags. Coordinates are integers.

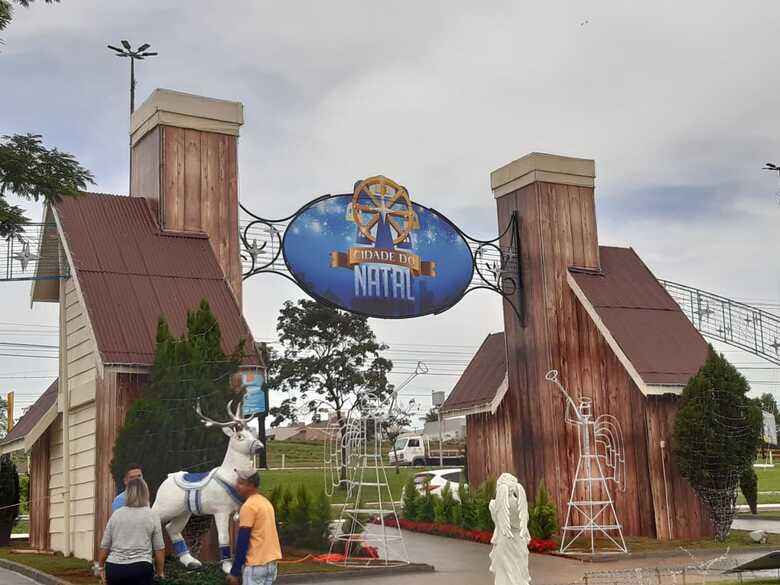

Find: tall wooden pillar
<box><xmin>129</xmin><ymin>89</ymin><xmax>244</xmax><ymax>306</ymax></box>
<box><xmin>492</xmin><ymin>154</ymin><xmax>652</xmax><ymax>537</ymax></box>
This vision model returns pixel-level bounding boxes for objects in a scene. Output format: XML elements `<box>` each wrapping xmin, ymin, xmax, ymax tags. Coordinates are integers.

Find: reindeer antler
<box><xmin>195</xmin><ymin>398</ymin><xmax>240</xmax><ymax>428</ymax></box>
<box><xmin>226</xmin><ymin>400</ymin><xmax>257</xmax><ymax>427</ymax></box>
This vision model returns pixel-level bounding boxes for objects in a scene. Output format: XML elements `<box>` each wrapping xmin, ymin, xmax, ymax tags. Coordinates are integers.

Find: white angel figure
<box><xmin>489</xmin><ymin>473</ymin><xmax>531</xmax><ymax>585</ymax></box>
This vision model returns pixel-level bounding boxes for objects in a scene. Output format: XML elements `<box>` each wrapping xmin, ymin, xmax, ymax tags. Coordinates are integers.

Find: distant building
<box><xmin>266</xmin><ymin>426</ymin><xmax>305</xmax><ymax>441</ymax></box>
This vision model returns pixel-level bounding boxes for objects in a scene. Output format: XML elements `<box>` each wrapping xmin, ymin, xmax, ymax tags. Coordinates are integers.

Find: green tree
<box><xmin>276</xmin><ymin>488</ymin><xmax>294</xmax><ymax>543</ymax></box>
<box><xmin>0</xmin><ymin>134</ymin><xmax>94</xmax><ymax>238</ymax></box>
<box><xmin>402</xmin><ymin>475</ymin><xmax>419</xmax><ymax>520</ymax></box>
<box><xmin>1</xmin><ymin>3</ymin><xmax>92</xmax><ymax>238</ymax></box>
<box><xmin>0</xmin><ymin>454</ymin><xmax>19</xmax><ymax>545</ymax></box>
<box><xmin>267</xmin><ymin>299</ymin><xmax>392</xmax><ymax>482</ymax></box>
<box><xmin>672</xmin><ymin>346</ymin><xmax>762</xmax><ymax>541</ymax></box>
<box><xmin>740</xmin><ymin>468</ymin><xmax>758</xmax><ymax>515</ymax></box>
<box><xmin>1</xmin><ymin>1</ymin><xmax>57</xmax><ymax>40</ymax></box>
<box><xmin>111</xmin><ymin>299</ymin><xmax>246</xmax><ymax>497</ymax></box>
<box><xmin>309</xmin><ymin>488</ymin><xmax>332</xmax><ymax>551</ymax></box>
<box><xmin>423</xmin><ymin>408</ymin><xmax>439</xmax><ymax>424</ymax></box>
<box><xmin>474</xmin><ymin>479</ymin><xmax>496</xmax><ymax>532</ymax></box>
<box><xmin>417</xmin><ymin>489</ymin><xmax>435</xmax><ymax>523</ymax></box>
<box><xmin>528</xmin><ymin>482</ymin><xmax>557</xmax><ymax>539</ymax></box>
<box><xmin>288</xmin><ymin>484</ymin><xmax>312</xmax><ymax>547</ymax></box>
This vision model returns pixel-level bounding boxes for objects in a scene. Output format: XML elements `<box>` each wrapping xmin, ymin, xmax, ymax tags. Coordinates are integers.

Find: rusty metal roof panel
<box><xmin>570</xmin><ymin>246</ymin><xmax>708</xmax><ymax>387</ymax></box>
<box><xmin>440</xmin><ymin>332</ymin><xmax>507</xmax><ymax>413</ymax></box>
<box><xmin>56</xmin><ymin>193</ymin><xmax>257</xmax><ymax>366</ymax></box>
<box><xmin>0</xmin><ymin>379</ymin><xmax>57</xmax><ymax>446</ymax></box>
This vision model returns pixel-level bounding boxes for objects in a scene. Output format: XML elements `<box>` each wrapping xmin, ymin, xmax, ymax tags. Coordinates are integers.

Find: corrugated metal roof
<box><xmin>570</xmin><ymin>246</ymin><xmax>708</xmax><ymax>386</ymax></box>
<box><xmin>0</xmin><ymin>379</ymin><xmax>57</xmax><ymax>447</ymax></box>
<box><xmin>55</xmin><ymin>193</ymin><xmax>258</xmax><ymax>366</ymax></box>
<box><xmin>440</xmin><ymin>332</ymin><xmax>506</xmax><ymax>413</ymax></box>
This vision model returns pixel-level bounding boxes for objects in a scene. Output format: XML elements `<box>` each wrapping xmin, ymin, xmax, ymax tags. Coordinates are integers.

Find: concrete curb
<box><xmin>551</xmin><ymin>544</ymin><xmax>778</xmax><ymax>563</ymax></box>
<box><xmin>0</xmin><ymin>556</ymin><xmax>435</xmax><ymax>585</ymax></box>
<box><xmin>277</xmin><ymin>562</ymin><xmax>435</xmax><ymax>583</ymax></box>
<box><xmin>0</xmin><ymin>557</ymin><xmax>73</xmax><ymax>585</ymax></box>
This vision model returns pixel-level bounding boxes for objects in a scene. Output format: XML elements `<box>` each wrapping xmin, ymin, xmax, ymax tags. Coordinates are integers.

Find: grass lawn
<box><xmin>259</xmin><ymin>467</ymin><xmax>421</xmax><ymax>505</ymax></box>
<box><xmin>265</xmin><ymin>440</ymin><xmax>394</xmax><ymax>468</ymax></box>
<box><xmin>12</xmin><ymin>519</ymin><xmax>28</xmax><ymax>534</ymax></box>
<box><xmin>0</xmin><ymin>548</ymin><xmax>99</xmax><ymax>584</ymax></box>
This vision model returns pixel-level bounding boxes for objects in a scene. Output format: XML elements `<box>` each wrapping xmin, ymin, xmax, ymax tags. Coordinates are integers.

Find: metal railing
<box><xmin>659</xmin><ymin>280</ymin><xmax>780</xmax><ymax>366</ymax></box>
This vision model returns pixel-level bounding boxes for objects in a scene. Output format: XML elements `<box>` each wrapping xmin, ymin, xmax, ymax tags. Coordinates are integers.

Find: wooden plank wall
<box><xmin>158</xmin><ymin>126</ymin><xmax>242</xmax><ymax>306</ymax></box>
<box><xmin>644</xmin><ymin>396</ymin><xmax>713</xmax><ymax>539</ymax></box>
<box><xmin>29</xmin><ymin>430</ymin><xmax>51</xmax><ymax>550</ymax></box>
<box><xmin>130</xmin><ymin>126</ymin><xmax>161</xmax><ymax>216</ymax></box>
<box><xmin>48</xmin><ymin>414</ymin><xmax>65</xmax><ymax>553</ymax></box>
<box><xmin>496</xmin><ymin>180</ymin><xmax>708</xmax><ymax>539</ymax></box>
<box><xmin>466</xmin><ymin>398</ymin><xmax>515</xmax><ymax>489</ymax></box>
<box><xmin>93</xmin><ymin>371</ymin><xmax>145</xmax><ymax>557</ymax></box>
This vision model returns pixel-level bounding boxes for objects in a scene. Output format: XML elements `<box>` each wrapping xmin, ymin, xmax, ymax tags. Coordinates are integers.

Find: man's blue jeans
<box><xmin>243</xmin><ymin>562</ymin><xmax>278</xmax><ymax>584</ymax></box>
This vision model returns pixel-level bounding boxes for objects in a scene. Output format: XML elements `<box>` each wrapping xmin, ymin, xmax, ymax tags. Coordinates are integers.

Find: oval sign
<box><xmin>283</xmin><ymin>177</ymin><xmax>474</xmax><ymax>319</ymax></box>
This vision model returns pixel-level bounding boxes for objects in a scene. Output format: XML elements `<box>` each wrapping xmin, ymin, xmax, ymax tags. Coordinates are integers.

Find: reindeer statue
<box><xmin>152</xmin><ymin>399</ymin><xmax>263</xmax><ymax>574</ymax></box>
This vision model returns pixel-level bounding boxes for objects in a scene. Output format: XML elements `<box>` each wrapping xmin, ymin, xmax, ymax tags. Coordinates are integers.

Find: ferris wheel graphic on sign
<box><xmin>348</xmin><ymin>176</ymin><xmax>419</xmax><ymax>245</ymax></box>
<box><xmin>545</xmin><ymin>370</ymin><xmax>628</xmax><ymax>555</ymax></box>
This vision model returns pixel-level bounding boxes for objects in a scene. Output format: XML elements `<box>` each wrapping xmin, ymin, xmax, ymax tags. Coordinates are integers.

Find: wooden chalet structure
<box><xmin>0</xmin><ymin>90</ymin><xmax>261</xmax><ymax>560</ymax></box>
<box><xmin>441</xmin><ymin>153</ymin><xmax>712</xmax><ymax>540</ymax></box>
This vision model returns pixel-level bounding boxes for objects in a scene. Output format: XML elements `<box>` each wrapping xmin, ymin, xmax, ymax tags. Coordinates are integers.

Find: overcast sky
<box><xmin>1</xmin><ymin>1</ymin><xmax>779</xmax><ymax>416</ymax></box>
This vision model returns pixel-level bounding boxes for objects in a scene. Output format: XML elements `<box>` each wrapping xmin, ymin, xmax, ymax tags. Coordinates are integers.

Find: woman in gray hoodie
<box><xmin>97</xmin><ymin>478</ymin><xmax>166</xmax><ymax>585</ymax></box>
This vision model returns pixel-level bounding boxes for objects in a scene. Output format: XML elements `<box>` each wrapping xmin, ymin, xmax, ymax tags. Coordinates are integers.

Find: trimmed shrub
<box><xmin>434</xmin><ymin>483</ymin><xmax>458</xmax><ymax>526</ymax></box>
<box><xmin>402</xmin><ymin>475</ymin><xmax>419</xmax><ymax>521</ymax></box>
<box><xmin>417</xmin><ymin>489</ymin><xmax>435</xmax><ymax>523</ymax></box>
<box><xmin>0</xmin><ymin>454</ymin><xmax>19</xmax><ymax>546</ymax></box>
<box><xmin>277</xmin><ymin>487</ymin><xmax>294</xmax><ymax>543</ymax></box>
<box><xmin>528</xmin><ymin>482</ymin><xmax>557</xmax><ymax>540</ymax></box>
<box><xmin>474</xmin><ymin>479</ymin><xmax>496</xmax><ymax>532</ymax></box>
<box><xmin>458</xmin><ymin>482</ymin><xmax>478</xmax><ymax>530</ymax></box>
<box><xmin>740</xmin><ymin>468</ymin><xmax>758</xmax><ymax>515</ymax></box>
<box><xmin>309</xmin><ymin>488</ymin><xmax>332</xmax><ymax>550</ymax></box>
<box><xmin>288</xmin><ymin>485</ymin><xmax>312</xmax><ymax>546</ymax></box>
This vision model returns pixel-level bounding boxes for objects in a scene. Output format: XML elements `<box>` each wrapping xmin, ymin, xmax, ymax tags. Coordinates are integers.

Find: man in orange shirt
<box><xmin>227</xmin><ymin>467</ymin><xmax>282</xmax><ymax>585</ymax></box>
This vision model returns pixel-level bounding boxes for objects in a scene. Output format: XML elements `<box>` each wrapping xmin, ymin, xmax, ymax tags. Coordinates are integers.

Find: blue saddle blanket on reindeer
<box><xmin>171</xmin><ymin>470</ymin><xmax>245</xmax><ymax>511</ymax></box>
<box><xmin>173</xmin><ymin>469</ymin><xmax>217</xmax><ymax>490</ymax></box>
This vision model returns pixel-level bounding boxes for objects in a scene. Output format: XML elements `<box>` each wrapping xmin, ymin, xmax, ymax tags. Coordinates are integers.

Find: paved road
<box><xmin>0</xmin><ymin>567</ymin><xmax>38</xmax><ymax>585</ymax></box>
<box><xmin>303</xmin><ymin>526</ymin><xmax>778</xmax><ymax>585</ymax></box>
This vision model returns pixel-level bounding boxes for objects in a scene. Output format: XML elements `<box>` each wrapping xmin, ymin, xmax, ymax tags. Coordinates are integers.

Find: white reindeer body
<box><xmin>151</xmin><ymin>400</ymin><xmax>263</xmax><ymax>574</ymax></box>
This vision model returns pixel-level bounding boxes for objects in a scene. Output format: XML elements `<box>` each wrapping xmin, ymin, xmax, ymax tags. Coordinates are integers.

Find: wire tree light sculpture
<box><xmin>545</xmin><ymin>370</ymin><xmax>628</xmax><ymax>555</ymax></box>
<box><xmin>674</xmin><ymin>386</ymin><xmax>761</xmax><ymax>542</ymax></box>
<box><xmin>324</xmin><ymin>362</ymin><xmax>427</xmax><ymax>568</ymax></box>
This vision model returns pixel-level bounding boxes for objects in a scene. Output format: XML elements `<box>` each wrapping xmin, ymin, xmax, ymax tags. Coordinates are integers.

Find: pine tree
<box><xmin>402</xmin><ymin>475</ymin><xmax>419</xmax><ymax>520</ymax></box>
<box><xmin>740</xmin><ymin>468</ymin><xmax>758</xmax><ymax>515</ymax></box>
<box><xmin>309</xmin><ymin>488</ymin><xmax>332</xmax><ymax>550</ymax></box>
<box><xmin>673</xmin><ymin>346</ymin><xmax>762</xmax><ymax>541</ymax></box>
<box><xmin>528</xmin><ymin>482</ymin><xmax>557</xmax><ymax>539</ymax></box>
<box><xmin>0</xmin><ymin>454</ymin><xmax>19</xmax><ymax>545</ymax></box>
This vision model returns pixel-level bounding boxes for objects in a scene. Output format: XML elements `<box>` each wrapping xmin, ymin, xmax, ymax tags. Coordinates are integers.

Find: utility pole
<box><xmin>6</xmin><ymin>391</ymin><xmax>13</xmax><ymax>433</ymax></box>
<box><xmin>432</xmin><ymin>391</ymin><xmax>445</xmax><ymax>467</ymax></box>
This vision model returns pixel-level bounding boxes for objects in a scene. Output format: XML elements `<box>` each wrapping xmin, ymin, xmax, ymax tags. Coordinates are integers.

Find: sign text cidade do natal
<box><xmin>283</xmin><ymin>176</ymin><xmax>474</xmax><ymax>318</ymax></box>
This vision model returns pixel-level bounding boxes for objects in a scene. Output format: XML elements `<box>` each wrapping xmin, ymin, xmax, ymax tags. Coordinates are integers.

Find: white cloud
<box><xmin>1</xmin><ymin>0</ymin><xmax>778</xmax><ymax>405</ymax></box>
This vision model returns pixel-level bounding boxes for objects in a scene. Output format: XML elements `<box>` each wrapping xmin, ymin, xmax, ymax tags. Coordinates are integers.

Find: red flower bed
<box><xmin>379</xmin><ymin>517</ymin><xmax>557</xmax><ymax>553</ymax></box>
<box><xmin>528</xmin><ymin>537</ymin><xmax>558</xmax><ymax>553</ymax></box>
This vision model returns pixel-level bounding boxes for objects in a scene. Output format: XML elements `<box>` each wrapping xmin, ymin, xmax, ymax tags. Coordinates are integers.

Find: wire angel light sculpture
<box><xmin>545</xmin><ymin>370</ymin><xmax>628</xmax><ymax>555</ymax></box>
<box><xmin>323</xmin><ymin>362</ymin><xmax>428</xmax><ymax>567</ymax></box>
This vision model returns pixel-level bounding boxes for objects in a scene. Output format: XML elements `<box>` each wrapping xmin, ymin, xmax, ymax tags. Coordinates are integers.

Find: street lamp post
<box><xmin>107</xmin><ymin>40</ymin><xmax>158</xmax><ymax>113</ymax></box>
